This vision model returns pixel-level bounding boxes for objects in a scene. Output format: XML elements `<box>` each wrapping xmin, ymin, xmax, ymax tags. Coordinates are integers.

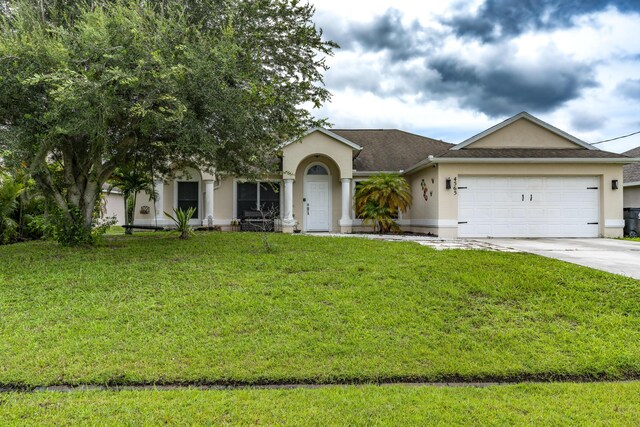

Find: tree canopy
<box><xmin>0</xmin><ymin>0</ymin><xmax>336</xmax><ymax>243</ymax></box>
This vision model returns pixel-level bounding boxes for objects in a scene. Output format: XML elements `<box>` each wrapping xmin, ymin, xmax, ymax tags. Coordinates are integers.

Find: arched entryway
<box><xmin>303</xmin><ymin>162</ymin><xmax>332</xmax><ymax>231</ymax></box>
<box><xmin>280</xmin><ymin>128</ymin><xmax>359</xmax><ymax>234</ymax></box>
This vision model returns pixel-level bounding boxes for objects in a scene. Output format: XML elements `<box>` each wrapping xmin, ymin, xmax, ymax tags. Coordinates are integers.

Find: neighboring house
<box><xmin>125</xmin><ymin>112</ymin><xmax>637</xmax><ymax>238</ymax></box>
<box><xmin>101</xmin><ymin>185</ymin><xmax>126</xmax><ymax>225</ymax></box>
<box><xmin>623</xmin><ymin>146</ymin><xmax>640</xmax><ymax>208</ymax></box>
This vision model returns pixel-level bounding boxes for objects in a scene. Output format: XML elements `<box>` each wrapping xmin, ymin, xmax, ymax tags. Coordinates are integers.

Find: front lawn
<box><xmin>2</xmin><ymin>382</ymin><xmax>639</xmax><ymax>425</ymax></box>
<box><xmin>0</xmin><ymin>233</ymin><xmax>638</xmax><ymax>386</ymax></box>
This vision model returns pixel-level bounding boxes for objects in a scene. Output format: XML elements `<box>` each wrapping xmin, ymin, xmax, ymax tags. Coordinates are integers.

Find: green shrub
<box><xmin>165</xmin><ymin>207</ymin><xmax>196</xmax><ymax>239</ymax></box>
<box><xmin>354</xmin><ymin>174</ymin><xmax>412</xmax><ymax>233</ymax></box>
<box><xmin>0</xmin><ymin>173</ymin><xmax>23</xmax><ymax>244</ymax></box>
<box><xmin>47</xmin><ymin>206</ymin><xmax>117</xmax><ymax>246</ymax></box>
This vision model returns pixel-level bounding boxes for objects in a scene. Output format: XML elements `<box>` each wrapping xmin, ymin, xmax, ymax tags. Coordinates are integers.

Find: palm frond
<box><xmin>354</xmin><ymin>173</ymin><xmax>412</xmax><ymax>234</ymax></box>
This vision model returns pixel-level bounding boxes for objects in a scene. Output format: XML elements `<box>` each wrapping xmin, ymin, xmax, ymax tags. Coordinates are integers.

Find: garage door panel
<box><xmin>545</xmin><ymin>193</ymin><xmax>565</xmax><ymax>203</ymax></box>
<box><xmin>493</xmin><ymin>192</ymin><xmax>513</xmax><ymax>203</ymax></box>
<box><xmin>474</xmin><ymin>208</ymin><xmax>494</xmax><ymax>219</ymax></box>
<box><xmin>511</xmin><ymin>209</ymin><xmax>529</xmax><ymax>219</ymax></box>
<box><xmin>510</xmin><ymin>177</ymin><xmax>531</xmax><ymax>188</ymax></box>
<box><xmin>493</xmin><ymin>208</ymin><xmax>512</xmax><ymax>219</ymax></box>
<box><xmin>458</xmin><ymin>176</ymin><xmax>599</xmax><ymax>238</ymax></box>
<box><xmin>525</xmin><ymin>208</ymin><xmax>546</xmax><ymax>220</ymax></box>
<box><xmin>522</xmin><ymin>177</ymin><xmax>544</xmax><ymax>189</ymax></box>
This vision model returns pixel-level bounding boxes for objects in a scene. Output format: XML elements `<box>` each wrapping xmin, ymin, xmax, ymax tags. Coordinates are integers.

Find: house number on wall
<box><xmin>453</xmin><ymin>177</ymin><xmax>458</xmax><ymax>195</ymax></box>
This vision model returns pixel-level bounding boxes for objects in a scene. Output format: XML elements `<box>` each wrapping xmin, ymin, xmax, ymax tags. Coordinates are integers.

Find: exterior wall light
<box><xmin>612</xmin><ymin>179</ymin><xmax>619</xmax><ymax>190</ymax></box>
<box><xmin>445</xmin><ymin>177</ymin><xmax>452</xmax><ymax>190</ymax></box>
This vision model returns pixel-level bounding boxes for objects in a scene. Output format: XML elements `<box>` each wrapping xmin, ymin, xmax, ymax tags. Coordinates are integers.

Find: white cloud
<box><xmin>311</xmin><ymin>1</ymin><xmax>640</xmax><ymax>152</ymax></box>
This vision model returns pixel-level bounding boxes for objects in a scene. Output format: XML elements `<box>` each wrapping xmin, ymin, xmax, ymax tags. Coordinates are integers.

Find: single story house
<box><xmin>623</xmin><ymin>146</ymin><xmax>640</xmax><ymax>208</ymax></box>
<box><xmin>111</xmin><ymin>112</ymin><xmax>637</xmax><ymax>238</ymax></box>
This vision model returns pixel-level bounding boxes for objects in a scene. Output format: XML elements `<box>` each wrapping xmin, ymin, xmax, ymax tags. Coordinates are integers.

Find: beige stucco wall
<box><xmin>213</xmin><ymin>176</ymin><xmax>234</xmax><ymax>223</ymax></box>
<box><xmin>132</xmin><ymin>185</ymin><xmax>169</xmax><ymax>224</ymax></box>
<box><xmin>102</xmin><ymin>193</ymin><xmax>125</xmax><ymax>225</ymax></box>
<box><xmin>468</xmin><ymin>119</ymin><xmax>580</xmax><ymax>149</ymax></box>
<box><xmin>624</xmin><ymin>185</ymin><xmax>640</xmax><ymax>208</ymax></box>
<box><xmin>405</xmin><ymin>164</ymin><xmax>440</xmax><ymax>235</ymax></box>
<box><xmin>292</xmin><ymin>155</ymin><xmax>342</xmax><ymax>232</ymax></box>
<box><xmin>282</xmin><ymin>131</ymin><xmax>354</xmax><ymax>179</ymax></box>
<box><xmin>435</xmin><ymin>162</ymin><xmax>624</xmax><ymax>238</ymax></box>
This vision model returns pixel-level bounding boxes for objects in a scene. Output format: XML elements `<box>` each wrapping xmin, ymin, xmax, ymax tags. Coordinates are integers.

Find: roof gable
<box><xmin>623</xmin><ymin>146</ymin><xmax>640</xmax><ymax>184</ymax></box>
<box><xmin>281</xmin><ymin>128</ymin><xmax>362</xmax><ymax>151</ymax></box>
<box><xmin>452</xmin><ymin>112</ymin><xmax>596</xmax><ymax>151</ymax></box>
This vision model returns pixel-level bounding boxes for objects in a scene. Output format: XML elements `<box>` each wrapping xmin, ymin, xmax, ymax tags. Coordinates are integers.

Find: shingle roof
<box><xmin>329</xmin><ymin>129</ymin><xmax>453</xmax><ymax>172</ymax></box>
<box><xmin>623</xmin><ymin>146</ymin><xmax>640</xmax><ymax>183</ymax></box>
<box><xmin>438</xmin><ymin>148</ymin><xmax>629</xmax><ymax>159</ymax></box>
<box><xmin>321</xmin><ymin>129</ymin><xmax>633</xmax><ymax>174</ymax></box>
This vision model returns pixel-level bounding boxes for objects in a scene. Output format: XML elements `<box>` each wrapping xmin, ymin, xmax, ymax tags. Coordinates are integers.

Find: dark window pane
<box><xmin>307</xmin><ymin>165</ymin><xmax>328</xmax><ymax>175</ymax></box>
<box><xmin>259</xmin><ymin>183</ymin><xmax>279</xmax><ymax>201</ymax></box>
<box><xmin>238</xmin><ymin>182</ymin><xmax>257</xmax><ymax>202</ymax></box>
<box><xmin>237</xmin><ymin>182</ymin><xmax>258</xmax><ymax>218</ymax></box>
<box><xmin>238</xmin><ymin>202</ymin><xmax>258</xmax><ymax>218</ymax></box>
<box><xmin>177</xmin><ymin>182</ymin><xmax>199</xmax><ymax>218</ymax></box>
<box><xmin>259</xmin><ymin>182</ymin><xmax>280</xmax><ymax>216</ymax></box>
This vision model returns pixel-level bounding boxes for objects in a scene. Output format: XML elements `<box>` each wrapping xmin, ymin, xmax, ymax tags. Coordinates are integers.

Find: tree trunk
<box><xmin>82</xmin><ymin>181</ymin><xmax>98</xmax><ymax>230</ymax></box>
<box><xmin>38</xmin><ymin>0</ymin><xmax>45</xmax><ymax>23</ymax></box>
<box><xmin>30</xmin><ymin>141</ymin><xmax>116</xmax><ymax>245</ymax></box>
<box><xmin>124</xmin><ymin>193</ymin><xmax>134</xmax><ymax>235</ymax></box>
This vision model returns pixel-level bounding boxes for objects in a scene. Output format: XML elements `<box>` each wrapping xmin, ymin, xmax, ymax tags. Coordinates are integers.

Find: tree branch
<box><xmin>30</xmin><ymin>144</ymin><xmax>68</xmax><ymax>216</ymax></box>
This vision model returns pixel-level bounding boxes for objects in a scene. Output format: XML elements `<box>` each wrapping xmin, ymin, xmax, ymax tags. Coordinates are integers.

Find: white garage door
<box><xmin>458</xmin><ymin>176</ymin><xmax>600</xmax><ymax>238</ymax></box>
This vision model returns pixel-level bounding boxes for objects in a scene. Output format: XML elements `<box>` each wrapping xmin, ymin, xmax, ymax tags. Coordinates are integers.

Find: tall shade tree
<box><xmin>0</xmin><ymin>0</ymin><xmax>336</xmax><ymax>244</ymax></box>
<box><xmin>355</xmin><ymin>174</ymin><xmax>412</xmax><ymax>234</ymax></box>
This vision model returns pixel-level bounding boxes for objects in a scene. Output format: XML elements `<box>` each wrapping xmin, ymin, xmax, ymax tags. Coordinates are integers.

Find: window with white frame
<box><xmin>236</xmin><ymin>181</ymin><xmax>281</xmax><ymax>219</ymax></box>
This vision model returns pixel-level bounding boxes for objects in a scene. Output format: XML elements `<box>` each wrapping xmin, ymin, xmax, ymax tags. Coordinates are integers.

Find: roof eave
<box><xmin>404</xmin><ymin>156</ymin><xmax>637</xmax><ymax>175</ymax></box>
<box><xmin>403</xmin><ymin>156</ymin><xmax>437</xmax><ymax>174</ymax></box>
<box><xmin>429</xmin><ymin>157</ymin><xmax>635</xmax><ymax>164</ymax></box>
<box><xmin>353</xmin><ymin>170</ymin><xmax>404</xmax><ymax>177</ymax></box>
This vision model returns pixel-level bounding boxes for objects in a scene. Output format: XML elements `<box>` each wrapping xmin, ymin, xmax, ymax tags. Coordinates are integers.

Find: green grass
<box><xmin>0</xmin><ymin>233</ymin><xmax>638</xmax><ymax>386</ymax></box>
<box><xmin>1</xmin><ymin>382</ymin><xmax>639</xmax><ymax>425</ymax></box>
<box><xmin>104</xmin><ymin>225</ymin><xmax>125</xmax><ymax>235</ymax></box>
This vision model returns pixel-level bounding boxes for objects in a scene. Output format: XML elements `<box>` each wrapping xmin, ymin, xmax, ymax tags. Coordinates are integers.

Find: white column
<box><xmin>339</xmin><ymin>178</ymin><xmax>352</xmax><ymax>227</ymax></box>
<box><xmin>204</xmin><ymin>179</ymin><xmax>215</xmax><ymax>226</ymax></box>
<box><xmin>153</xmin><ymin>179</ymin><xmax>164</xmax><ymax>224</ymax></box>
<box><xmin>283</xmin><ymin>178</ymin><xmax>295</xmax><ymax>225</ymax></box>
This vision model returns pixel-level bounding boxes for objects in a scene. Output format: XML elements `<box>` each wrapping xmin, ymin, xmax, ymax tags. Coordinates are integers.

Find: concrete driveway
<box><xmin>478</xmin><ymin>238</ymin><xmax>640</xmax><ymax>280</ymax></box>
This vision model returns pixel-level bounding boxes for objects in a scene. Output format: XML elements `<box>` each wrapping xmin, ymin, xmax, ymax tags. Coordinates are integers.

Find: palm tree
<box><xmin>107</xmin><ymin>165</ymin><xmax>155</xmax><ymax>235</ymax></box>
<box><xmin>354</xmin><ymin>173</ymin><xmax>412</xmax><ymax>234</ymax></box>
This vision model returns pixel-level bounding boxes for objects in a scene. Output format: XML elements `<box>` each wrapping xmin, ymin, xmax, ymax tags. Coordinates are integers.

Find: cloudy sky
<box><xmin>310</xmin><ymin>0</ymin><xmax>640</xmax><ymax>153</ymax></box>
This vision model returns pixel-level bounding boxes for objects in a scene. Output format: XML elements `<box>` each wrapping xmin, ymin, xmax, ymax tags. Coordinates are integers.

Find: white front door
<box><xmin>458</xmin><ymin>176</ymin><xmax>600</xmax><ymax>238</ymax></box>
<box><xmin>305</xmin><ymin>181</ymin><xmax>330</xmax><ymax>231</ymax></box>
